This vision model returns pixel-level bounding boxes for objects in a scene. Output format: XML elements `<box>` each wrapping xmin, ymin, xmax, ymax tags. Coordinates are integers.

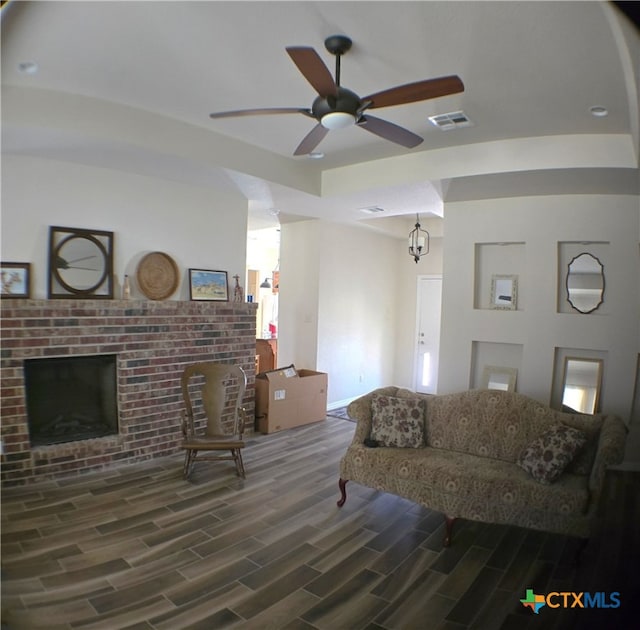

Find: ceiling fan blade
<box><xmin>363</xmin><ymin>75</ymin><xmax>464</xmax><ymax>109</ymax></box>
<box><xmin>293</xmin><ymin>124</ymin><xmax>330</xmax><ymax>156</ymax></box>
<box><xmin>358</xmin><ymin>115</ymin><xmax>423</xmax><ymax>148</ymax></box>
<box><xmin>286</xmin><ymin>47</ymin><xmax>337</xmax><ymax>97</ymax></box>
<box><xmin>210</xmin><ymin>107</ymin><xmax>312</xmax><ymax>119</ymax></box>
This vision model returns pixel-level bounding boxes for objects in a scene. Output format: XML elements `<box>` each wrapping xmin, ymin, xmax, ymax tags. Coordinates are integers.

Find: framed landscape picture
<box><xmin>188</xmin><ymin>269</ymin><xmax>228</xmax><ymax>301</ymax></box>
<box><xmin>1</xmin><ymin>262</ymin><xmax>31</xmax><ymax>298</ymax></box>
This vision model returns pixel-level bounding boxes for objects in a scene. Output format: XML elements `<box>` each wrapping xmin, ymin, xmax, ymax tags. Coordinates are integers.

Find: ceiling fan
<box><xmin>209</xmin><ymin>35</ymin><xmax>464</xmax><ymax>156</ymax></box>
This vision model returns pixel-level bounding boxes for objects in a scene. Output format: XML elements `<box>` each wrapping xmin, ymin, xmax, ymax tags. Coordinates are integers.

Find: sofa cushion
<box><xmin>517</xmin><ymin>424</ymin><xmax>587</xmax><ymax>484</ymax></box>
<box><xmin>370</xmin><ymin>393</ymin><xmax>425</xmax><ymax>448</ymax></box>
<box><xmin>339</xmin><ymin>444</ymin><xmax>590</xmax><ymax>527</ymax></box>
<box><xmin>425</xmin><ymin>390</ymin><xmax>563</xmax><ymax>462</ymax></box>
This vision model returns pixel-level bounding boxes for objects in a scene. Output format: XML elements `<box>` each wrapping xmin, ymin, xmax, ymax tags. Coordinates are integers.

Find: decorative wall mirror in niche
<box><xmin>566</xmin><ymin>252</ymin><xmax>604</xmax><ymax>314</ymax></box>
<box><xmin>481</xmin><ymin>366</ymin><xmax>518</xmax><ymax>392</ymax></box>
<box><xmin>561</xmin><ymin>357</ymin><xmax>603</xmax><ymax>414</ymax></box>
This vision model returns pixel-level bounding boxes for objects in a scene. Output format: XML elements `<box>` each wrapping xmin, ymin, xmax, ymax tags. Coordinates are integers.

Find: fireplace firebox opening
<box><xmin>24</xmin><ymin>354</ymin><xmax>119</xmax><ymax>447</ymax></box>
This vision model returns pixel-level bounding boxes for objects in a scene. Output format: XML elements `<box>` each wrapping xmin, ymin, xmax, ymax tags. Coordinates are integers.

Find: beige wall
<box><xmin>277</xmin><ymin>220</ymin><xmax>322</xmax><ymax>372</ymax></box>
<box><xmin>276</xmin><ymin>215</ymin><xmax>446</xmax><ymax>405</ymax></box>
<box><xmin>1</xmin><ymin>156</ymin><xmax>248</xmax><ymax>300</ymax></box>
<box><xmin>278</xmin><ymin>219</ymin><xmax>400</xmax><ymax>406</ymax></box>
<box><xmin>438</xmin><ymin>194</ymin><xmax>639</xmax><ymax>424</ymax></box>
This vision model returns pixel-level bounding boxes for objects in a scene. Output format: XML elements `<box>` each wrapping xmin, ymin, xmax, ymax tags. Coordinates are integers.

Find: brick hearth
<box><xmin>0</xmin><ymin>299</ymin><xmax>257</xmax><ymax>485</ymax></box>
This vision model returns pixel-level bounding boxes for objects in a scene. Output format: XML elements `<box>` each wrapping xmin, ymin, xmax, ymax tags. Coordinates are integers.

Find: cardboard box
<box><xmin>255</xmin><ymin>365</ymin><xmax>328</xmax><ymax>434</ymax></box>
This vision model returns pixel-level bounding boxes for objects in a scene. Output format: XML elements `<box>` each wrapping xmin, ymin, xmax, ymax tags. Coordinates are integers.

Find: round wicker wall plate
<box><xmin>136</xmin><ymin>251</ymin><xmax>179</xmax><ymax>300</ymax></box>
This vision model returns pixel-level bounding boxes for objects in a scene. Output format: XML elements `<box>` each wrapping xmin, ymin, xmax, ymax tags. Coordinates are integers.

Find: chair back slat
<box><xmin>181</xmin><ymin>363</ymin><xmax>247</xmax><ymax>437</ymax></box>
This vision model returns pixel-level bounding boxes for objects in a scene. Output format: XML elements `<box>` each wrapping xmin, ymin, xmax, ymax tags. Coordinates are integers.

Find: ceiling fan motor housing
<box><xmin>313</xmin><ymin>87</ymin><xmax>361</xmax><ymax>125</ymax></box>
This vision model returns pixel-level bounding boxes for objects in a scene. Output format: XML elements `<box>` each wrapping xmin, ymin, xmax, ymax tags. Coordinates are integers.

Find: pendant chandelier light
<box><xmin>408</xmin><ymin>213</ymin><xmax>430</xmax><ymax>263</ymax></box>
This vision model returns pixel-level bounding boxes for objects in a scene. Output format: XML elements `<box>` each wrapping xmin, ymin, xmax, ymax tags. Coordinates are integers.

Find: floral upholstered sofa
<box><xmin>337</xmin><ymin>387</ymin><xmax>627</xmax><ymax>546</ymax></box>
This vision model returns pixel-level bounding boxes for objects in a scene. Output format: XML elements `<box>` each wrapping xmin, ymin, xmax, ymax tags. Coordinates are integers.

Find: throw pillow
<box><xmin>517</xmin><ymin>424</ymin><xmax>587</xmax><ymax>484</ymax></box>
<box><xmin>370</xmin><ymin>394</ymin><xmax>425</xmax><ymax>448</ymax></box>
<box><xmin>562</xmin><ymin>414</ymin><xmax>603</xmax><ymax>475</ymax></box>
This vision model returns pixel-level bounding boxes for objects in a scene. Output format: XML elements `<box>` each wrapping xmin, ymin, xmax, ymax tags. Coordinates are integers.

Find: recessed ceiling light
<box><xmin>17</xmin><ymin>61</ymin><xmax>38</xmax><ymax>75</ymax></box>
<box><xmin>307</xmin><ymin>152</ymin><xmax>324</xmax><ymax>159</ymax></box>
<box><xmin>589</xmin><ymin>106</ymin><xmax>608</xmax><ymax>117</ymax></box>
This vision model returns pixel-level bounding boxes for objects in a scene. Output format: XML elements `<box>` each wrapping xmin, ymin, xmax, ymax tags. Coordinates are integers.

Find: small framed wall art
<box><xmin>490</xmin><ymin>274</ymin><xmax>518</xmax><ymax>310</ymax></box>
<box><xmin>48</xmin><ymin>226</ymin><xmax>114</xmax><ymax>298</ymax></box>
<box><xmin>1</xmin><ymin>262</ymin><xmax>31</xmax><ymax>298</ymax></box>
<box><xmin>189</xmin><ymin>269</ymin><xmax>229</xmax><ymax>301</ymax></box>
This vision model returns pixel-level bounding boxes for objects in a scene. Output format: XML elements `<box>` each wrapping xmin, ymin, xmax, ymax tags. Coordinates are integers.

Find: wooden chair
<box><xmin>180</xmin><ymin>362</ymin><xmax>248</xmax><ymax>480</ymax></box>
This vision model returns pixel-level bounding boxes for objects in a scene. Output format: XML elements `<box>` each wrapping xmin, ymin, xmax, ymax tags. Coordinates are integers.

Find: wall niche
<box><xmin>474</xmin><ymin>242</ymin><xmax>525</xmax><ymax>311</ymax></box>
<box><xmin>550</xmin><ymin>347</ymin><xmax>608</xmax><ymax>413</ymax></box>
<box><xmin>470</xmin><ymin>341</ymin><xmax>524</xmax><ymax>391</ymax></box>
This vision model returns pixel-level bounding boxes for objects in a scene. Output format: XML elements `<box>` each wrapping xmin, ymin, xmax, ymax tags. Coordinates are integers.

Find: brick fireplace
<box><xmin>0</xmin><ymin>299</ymin><xmax>257</xmax><ymax>485</ymax></box>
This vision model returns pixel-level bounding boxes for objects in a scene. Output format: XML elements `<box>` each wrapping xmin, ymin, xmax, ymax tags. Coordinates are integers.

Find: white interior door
<box><xmin>415</xmin><ymin>275</ymin><xmax>442</xmax><ymax>394</ymax></box>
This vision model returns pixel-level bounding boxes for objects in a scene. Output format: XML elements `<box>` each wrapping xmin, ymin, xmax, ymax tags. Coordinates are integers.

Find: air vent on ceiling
<box><xmin>428</xmin><ymin>111</ymin><xmax>473</xmax><ymax>130</ymax></box>
<box><xmin>359</xmin><ymin>206</ymin><xmax>385</xmax><ymax>214</ymax></box>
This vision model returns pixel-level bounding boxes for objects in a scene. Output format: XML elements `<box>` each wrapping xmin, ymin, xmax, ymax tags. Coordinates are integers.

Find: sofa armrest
<box><xmin>588</xmin><ymin>415</ymin><xmax>627</xmax><ymax>507</ymax></box>
<box><xmin>346</xmin><ymin>386</ymin><xmax>399</xmax><ymax>446</ymax></box>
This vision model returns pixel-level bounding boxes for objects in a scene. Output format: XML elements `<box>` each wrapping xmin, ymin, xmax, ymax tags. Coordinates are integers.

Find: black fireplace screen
<box><xmin>24</xmin><ymin>354</ymin><xmax>118</xmax><ymax>446</ymax></box>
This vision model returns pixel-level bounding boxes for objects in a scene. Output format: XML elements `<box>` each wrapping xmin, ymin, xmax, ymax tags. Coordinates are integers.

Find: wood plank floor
<box><xmin>2</xmin><ymin>416</ymin><xmax>638</xmax><ymax>630</ymax></box>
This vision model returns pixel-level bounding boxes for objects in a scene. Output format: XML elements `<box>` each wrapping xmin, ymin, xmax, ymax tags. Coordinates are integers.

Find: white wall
<box><xmin>277</xmin><ymin>221</ymin><xmax>321</xmax><ymax>371</ymax></box>
<box><xmin>394</xmin><ymin>234</ymin><xmax>444</xmax><ymax>389</ymax></box>
<box><xmin>1</xmin><ymin>156</ymin><xmax>248</xmax><ymax>299</ymax></box>
<box><xmin>439</xmin><ymin>194</ymin><xmax>639</xmax><ymax>424</ymax></box>
<box><xmin>316</xmin><ymin>222</ymin><xmax>400</xmax><ymax>405</ymax></box>
<box><xmin>278</xmin><ymin>219</ymin><xmax>403</xmax><ymax>407</ymax></box>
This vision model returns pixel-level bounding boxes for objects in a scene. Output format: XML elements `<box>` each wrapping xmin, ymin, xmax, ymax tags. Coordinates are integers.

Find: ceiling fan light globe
<box><xmin>321</xmin><ymin>111</ymin><xmax>356</xmax><ymax>130</ymax></box>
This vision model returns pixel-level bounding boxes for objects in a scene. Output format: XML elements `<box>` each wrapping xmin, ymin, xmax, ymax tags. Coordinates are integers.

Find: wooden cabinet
<box><xmin>256</xmin><ymin>339</ymin><xmax>277</xmax><ymax>374</ymax></box>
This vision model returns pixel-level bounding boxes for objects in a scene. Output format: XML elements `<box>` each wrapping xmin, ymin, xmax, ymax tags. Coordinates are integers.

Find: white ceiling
<box><xmin>2</xmin><ymin>1</ymin><xmax>638</xmax><ymax>234</ymax></box>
